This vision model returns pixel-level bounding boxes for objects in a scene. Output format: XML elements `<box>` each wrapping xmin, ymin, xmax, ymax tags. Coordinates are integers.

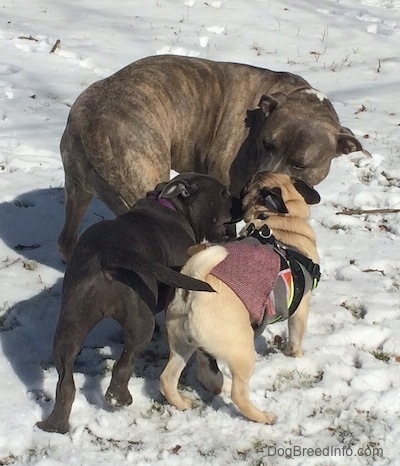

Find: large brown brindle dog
<box><xmin>59</xmin><ymin>54</ymin><xmax>363</xmax><ymax>262</ymax></box>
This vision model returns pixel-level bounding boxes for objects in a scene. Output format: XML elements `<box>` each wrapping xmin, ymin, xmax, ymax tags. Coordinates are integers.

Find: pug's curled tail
<box><xmin>100</xmin><ymin>248</ymin><xmax>215</xmax><ymax>292</ymax></box>
<box><xmin>181</xmin><ymin>245</ymin><xmax>229</xmax><ymax>281</ymax></box>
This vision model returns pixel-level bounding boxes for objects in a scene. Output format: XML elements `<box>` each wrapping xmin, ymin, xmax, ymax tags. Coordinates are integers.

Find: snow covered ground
<box><xmin>1</xmin><ymin>0</ymin><xmax>399</xmax><ymax>464</ymax></box>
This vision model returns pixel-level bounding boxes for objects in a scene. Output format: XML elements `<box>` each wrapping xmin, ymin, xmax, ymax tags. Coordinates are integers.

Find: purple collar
<box><xmin>156</xmin><ymin>196</ymin><xmax>177</xmax><ymax>211</ymax></box>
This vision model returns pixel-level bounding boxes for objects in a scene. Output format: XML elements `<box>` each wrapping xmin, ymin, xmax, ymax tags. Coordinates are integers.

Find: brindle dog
<box><xmin>58</xmin><ymin>55</ymin><xmax>364</xmax><ymax>262</ymax></box>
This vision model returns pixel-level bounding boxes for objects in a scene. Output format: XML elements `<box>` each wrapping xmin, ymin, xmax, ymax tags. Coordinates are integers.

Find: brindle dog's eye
<box><xmin>263</xmin><ymin>140</ymin><xmax>274</xmax><ymax>152</ymax></box>
<box><xmin>291</xmin><ymin>161</ymin><xmax>306</xmax><ymax>170</ymax></box>
<box><xmin>258</xmin><ymin>213</ymin><xmax>268</xmax><ymax>220</ymax></box>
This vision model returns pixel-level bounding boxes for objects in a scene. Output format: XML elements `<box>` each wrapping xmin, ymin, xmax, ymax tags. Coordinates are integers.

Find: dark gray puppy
<box><xmin>58</xmin><ymin>55</ymin><xmax>364</xmax><ymax>262</ymax></box>
<box><xmin>37</xmin><ymin>172</ymin><xmax>234</xmax><ymax>434</ymax></box>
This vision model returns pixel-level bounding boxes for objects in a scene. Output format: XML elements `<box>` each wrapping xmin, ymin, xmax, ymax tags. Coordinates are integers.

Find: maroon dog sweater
<box><xmin>210</xmin><ymin>238</ymin><xmax>284</xmax><ymax>325</ymax></box>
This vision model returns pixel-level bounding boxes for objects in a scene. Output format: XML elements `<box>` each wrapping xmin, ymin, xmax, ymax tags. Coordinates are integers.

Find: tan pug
<box><xmin>160</xmin><ymin>173</ymin><xmax>320</xmax><ymax>424</ymax></box>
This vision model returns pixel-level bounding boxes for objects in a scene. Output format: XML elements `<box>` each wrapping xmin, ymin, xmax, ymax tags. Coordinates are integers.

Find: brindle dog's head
<box><xmin>230</xmin><ymin>89</ymin><xmax>364</xmax><ymax>196</ymax></box>
<box><xmin>255</xmin><ymin>91</ymin><xmax>362</xmax><ymax>186</ymax></box>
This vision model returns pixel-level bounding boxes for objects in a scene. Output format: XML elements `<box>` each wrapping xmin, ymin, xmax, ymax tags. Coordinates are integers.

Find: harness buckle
<box><xmin>245</xmin><ymin>223</ymin><xmax>276</xmax><ymax>246</ymax></box>
<box><xmin>258</xmin><ymin>225</ymin><xmax>273</xmax><ymax>239</ymax></box>
<box><xmin>245</xmin><ymin>223</ymin><xmax>256</xmax><ymax>236</ymax></box>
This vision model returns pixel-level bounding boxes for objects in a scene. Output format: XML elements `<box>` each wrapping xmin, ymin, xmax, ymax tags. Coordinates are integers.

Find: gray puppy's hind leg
<box><xmin>36</xmin><ymin>321</ymin><xmax>91</xmax><ymax>434</ymax></box>
<box><xmin>105</xmin><ymin>305</ymin><xmax>155</xmax><ymax>407</ymax></box>
<box><xmin>196</xmin><ymin>350</ymin><xmax>225</xmax><ymax>394</ymax></box>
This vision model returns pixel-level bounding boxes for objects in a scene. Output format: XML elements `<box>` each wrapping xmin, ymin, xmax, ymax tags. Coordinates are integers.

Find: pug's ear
<box><xmin>160</xmin><ymin>180</ymin><xmax>192</xmax><ymax>199</ymax></box>
<box><xmin>293</xmin><ymin>180</ymin><xmax>321</xmax><ymax>205</ymax></box>
<box><xmin>258</xmin><ymin>187</ymin><xmax>288</xmax><ymax>213</ymax></box>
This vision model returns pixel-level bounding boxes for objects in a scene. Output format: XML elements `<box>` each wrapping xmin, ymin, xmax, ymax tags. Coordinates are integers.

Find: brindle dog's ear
<box><xmin>293</xmin><ymin>179</ymin><xmax>321</xmax><ymax>205</ymax></box>
<box><xmin>258</xmin><ymin>92</ymin><xmax>287</xmax><ymax>117</ymax></box>
<box><xmin>160</xmin><ymin>180</ymin><xmax>192</xmax><ymax>199</ymax></box>
<box><xmin>258</xmin><ymin>187</ymin><xmax>289</xmax><ymax>214</ymax></box>
<box><xmin>245</xmin><ymin>108</ymin><xmax>264</xmax><ymax>128</ymax></box>
<box><xmin>228</xmin><ymin>196</ymin><xmax>244</xmax><ymax>223</ymax></box>
<box><xmin>335</xmin><ymin>128</ymin><xmax>363</xmax><ymax>156</ymax></box>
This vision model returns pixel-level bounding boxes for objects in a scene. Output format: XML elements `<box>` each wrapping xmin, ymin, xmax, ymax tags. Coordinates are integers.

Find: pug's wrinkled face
<box><xmin>242</xmin><ymin>172</ymin><xmax>320</xmax><ymax>225</ymax></box>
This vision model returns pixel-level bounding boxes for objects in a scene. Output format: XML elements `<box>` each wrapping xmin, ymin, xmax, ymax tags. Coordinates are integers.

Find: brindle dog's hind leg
<box><xmin>58</xmin><ymin>177</ymin><xmax>93</xmax><ymax>264</ymax></box>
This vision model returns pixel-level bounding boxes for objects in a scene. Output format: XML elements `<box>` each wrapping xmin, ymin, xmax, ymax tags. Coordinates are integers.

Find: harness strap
<box><xmin>286</xmin><ymin>255</ymin><xmax>306</xmax><ymax>315</ymax></box>
<box><xmin>285</xmin><ymin>248</ymin><xmax>321</xmax><ymax>290</ymax></box>
<box><xmin>245</xmin><ymin>222</ymin><xmax>320</xmax><ymax>286</ymax></box>
<box><xmin>245</xmin><ymin>222</ymin><xmax>320</xmax><ymax>319</ymax></box>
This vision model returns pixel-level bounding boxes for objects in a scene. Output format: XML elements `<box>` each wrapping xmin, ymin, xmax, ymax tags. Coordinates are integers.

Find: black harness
<box><xmin>244</xmin><ymin>222</ymin><xmax>321</xmax><ymax>321</ymax></box>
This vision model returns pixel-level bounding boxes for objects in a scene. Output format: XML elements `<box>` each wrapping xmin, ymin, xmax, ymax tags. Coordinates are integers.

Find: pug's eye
<box><xmin>258</xmin><ymin>212</ymin><xmax>268</xmax><ymax>220</ymax></box>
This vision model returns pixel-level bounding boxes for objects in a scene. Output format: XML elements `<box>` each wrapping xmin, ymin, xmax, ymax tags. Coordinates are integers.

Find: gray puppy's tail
<box><xmin>101</xmin><ymin>248</ymin><xmax>215</xmax><ymax>292</ymax></box>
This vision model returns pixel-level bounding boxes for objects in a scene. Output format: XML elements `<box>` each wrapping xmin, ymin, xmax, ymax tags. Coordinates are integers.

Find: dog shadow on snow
<box><xmin>0</xmin><ymin>187</ymin><xmax>137</xmax><ymax>419</ymax></box>
<box><xmin>0</xmin><ymin>186</ymin><xmax>276</xmax><ymax>425</ymax></box>
<box><xmin>0</xmin><ymin>190</ymin><xmax>210</xmax><ymax>419</ymax></box>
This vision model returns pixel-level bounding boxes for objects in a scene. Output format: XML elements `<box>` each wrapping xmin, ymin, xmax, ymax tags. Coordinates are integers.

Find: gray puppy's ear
<box><xmin>153</xmin><ymin>181</ymin><xmax>169</xmax><ymax>193</ymax></box>
<box><xmin>258</xmin><ymin>187</ymin><xmax>288</xmax><ymax>214</ymax></box>
<box><xmin>293</xmin><ymin>179</ymin><xmax>321</xmax><ymax>205</ymax></box>
<box><xmin>159</xmin><ymin>180</ymin><xmax>191</xmax><ymax>199</ymax></box>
